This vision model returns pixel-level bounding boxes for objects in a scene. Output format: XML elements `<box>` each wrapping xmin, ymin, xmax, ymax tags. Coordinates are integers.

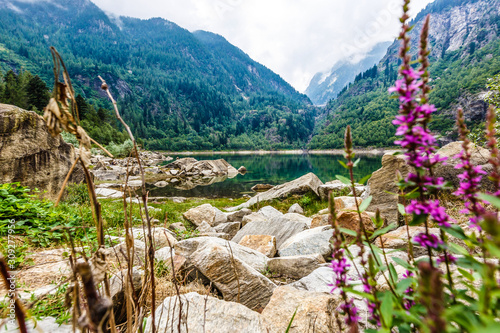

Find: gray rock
<box><xmin>241</xmin><ymin>212</ymin><xmax>267</xmax><ymax>227</ymax></box>
<box><xmin>144</xmin><ymin>292</ymin><xmax>269</xmax><ymax>333</ymax></box>
<box><xmin>154</xmin><ymin>181</ymin><xmax>168</xmax><ymax>187</ymax></box>
<box><xmin>288</xmin><ymin>203</ymin><xmax>304</xmax><ymax>214</ymax></box>
<box><xmin>258</xmin><ymin>206</ymin><xmax>283</xmax><ymax>219</ymax></box>
<box><xmin>227</xmin><ymin>173</ymin><xmax>324</xmax><ymax>211</ymax></box>
<box><xmin>183</xmin><ymin>203</ymin><xmax>227</xmax><ymax>227</ymax></box>
<box><xmin>131</xmin><ymin>227</ymin><xmax>177</xmax><ymax>249</ymax></box>
<box><xmin>187</xmin><ymin>241</ymin><xmax>276</xmax><ymax>311</ymax></box>
<box><xmin>226</xmin><ymin>208</ymin><xmax>252</xmax><ymax>222</ymax></box>
<box><xmin>96</xmin><ymin>188</ymin><xmax>124</xmax><ymax>198</ymax></box>
<box><xmin>196</xmin><ymin>221</ymin><xmax>216</xmax><ymax>233</ymax></box>
<box><xmin>155</xmin><ymin>246</ymin><xmax>175</xmax><ymax>262</ymax></box>
<box><xmin>214</xmin><ymin>222</ymin><xmax>241</xmax><ymax>238</ymax></box>
<box><xmin>267</xmin><ymin>254</ymin><xmax>325</xmax><ymax>279</ymax></box>
<box><xmin>109</xmin><ymin>267</ymin><xmax>144</xmax><ymax>324</ymax></box>
<box><xmin>175</xmin><ymin>237</ymin><xmax>269</xmax><ymax>272</ymax></box>
<box><xmin>278</xmin><ymin>226</ymin><xmax>333</xmax><ymax>260</ymax></box>
<box><xmin>232</xmin><ymin>216</ymin><xmax>309</xmax><ymax>249</ymax></box>
<box><xmin>262</xmin><ymin>286</ymin><xmax>341</xmax><ymax>333</ymax></box>
<box><xmin>282</xmin><ymin>212</ymin><xmax>312</xmax><ymax>227</ymax></box>
<box><xmin>168</xmin><ymin>222</ymin><xmax>187</xmax><ymax>233</ymax></box>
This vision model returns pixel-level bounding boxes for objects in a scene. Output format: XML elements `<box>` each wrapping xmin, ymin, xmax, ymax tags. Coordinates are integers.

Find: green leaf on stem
<box><xmin>339</xmin><ymin>227</ymin><xmax>357</xmax><ymax>237</ymax></box>
<box><xmin>370</xmin><ymin>223</ymin><xmax>397</xmax><ymax>240</ymax></box>
<box><xmin>358</xmin><ymin>196</ymin><xmax>372</xmax><ymax>213</ymax></box>
<box><xmin>396</xmin><ymin>278</ymin><xmax>413</xmax><ymax>294</ymax></box>
<box><xmin>353</xmin><ymin>158</ymin><xmax>361</xmax><ymax>168</ymax></box>
<box><xmin>397</xmin><ymin>204</ymin><xmax>406</xmax><ymax>216</ymax></box>
<box><xmin>380</xmin><ymin>292</ymin><xmax>394</xmax><ymax>327</ymax></box>
<box><xmin>391</xmin><ymin>257</ymin><xmax>414</xmax><ymax>270</ymax></box>
<box><xmin>441</xmin><ymin>224</ymin><xmax>468</xmax><ymax>240</ymax></box>
<box><xmin>447</xmin><ymin>243</ymin><xmax>469</xmax><ymax>256</ymax></box>
<box><xmin>478</xmin><ymin>193</ymin><xmax>500</xmax><ymax>209</ymax></box>
<box><xmin>338</xmin><ymin>160</ymin><xmax>348</xmax><ymax>169</ymax></box>
<box><xmin>336</xmin><ymin>175</ymin><xmax>352</xmax><ymax>185</ymax></box>
<box><xmin>359</xmin><ymin>174</ymin><xmax>372</xmax><ymax>185</ymax></box>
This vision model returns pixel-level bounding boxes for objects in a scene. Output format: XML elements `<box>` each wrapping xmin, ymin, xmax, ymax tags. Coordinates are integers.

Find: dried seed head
<box><xmin>101</xmin><ymin>82</ymin><xmax>108</xmax><ymax>90</ymax></box>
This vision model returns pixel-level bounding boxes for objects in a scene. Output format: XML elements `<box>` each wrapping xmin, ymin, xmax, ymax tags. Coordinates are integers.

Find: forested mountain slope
<box><xmin>0</xmin><ymin>0</ymin><xmax>315</xmax><ymax>151</ymax></box>
<box><xmin>309</xmin><ymin>0</ymin><xmax>500</xmax><ymax>149</ymax></box>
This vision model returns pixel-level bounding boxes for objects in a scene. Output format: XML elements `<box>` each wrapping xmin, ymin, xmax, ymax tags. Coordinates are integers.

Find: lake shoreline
<box><xmin>163</xmin><ymin>148</ymin><xmax>400</xmax><ymax>156</ymax></box>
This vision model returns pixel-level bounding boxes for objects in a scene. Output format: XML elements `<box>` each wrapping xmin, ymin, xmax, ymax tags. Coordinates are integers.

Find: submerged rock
<box><xmin>227</xmin><ymin>173</ymin><xmax>323</xmax><ymax>211</ymax></box>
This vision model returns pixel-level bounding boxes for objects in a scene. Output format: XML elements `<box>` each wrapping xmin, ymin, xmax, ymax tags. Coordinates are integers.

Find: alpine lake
<box><xmin>146</xmin><ymin>153</ymin><xmax>383</xmax><ymax>198</ymax></box>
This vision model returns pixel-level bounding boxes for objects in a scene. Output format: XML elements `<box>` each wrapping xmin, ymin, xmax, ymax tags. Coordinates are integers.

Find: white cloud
<box><xmin>92</xmin><ymin>0</ymin><xmax>435</xmax><ymax>92</ymax></box>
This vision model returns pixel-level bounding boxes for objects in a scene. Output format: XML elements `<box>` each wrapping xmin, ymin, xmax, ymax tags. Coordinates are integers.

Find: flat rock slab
<box><xmin>145</xmin><ymin>292</ymin><xmax>269</xmax><ymax>333</ymax></box>
<box><xmin>96</xmin><ymin>188</ymin><xmax>124</xmax><ymax>198</ymax></box>
<box><xmin>262</xmin><ymin>286</ymin><xmax>341</xmax><ymax>333</ymax></box>
<box><xmin>278</xmin><ymin>226</ymin><xmax>333</xmax><ymax>260</ymax></box>
<box><xmin>267</xmin><ymin>254</ymin><xmax>325</xmax><ymax>279</ymax></box>
<box><xmin>174</xmin><ymin>236</ymin><xmax>269</xmax><ymax>272</ymax></box>
<box><xmin>232</xmin><ymin>216</ymin><xmax>309</xmax><ymax>249</ymax></box>
<box><xmin>227</xmin><ymin>173</ymin><xmax>323</xmax><ymax>211</ymax></box>
<box><xmin>2</xmin><ymin>317</ymin><xmax>73</xmax><ymax>333</ymax></box>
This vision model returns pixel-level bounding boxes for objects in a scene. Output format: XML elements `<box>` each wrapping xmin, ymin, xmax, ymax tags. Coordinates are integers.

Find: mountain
<box><xmin>0</xmin><ymin>0</ymin><xmax>315</xmax><ymax>151</ymax></box>
<box><xmin>309</xmin><ymin>0</ymin><xmax>500</xmax><ymax>149</ymax></box>
<box><xmin>305</xmin><ymin>41</ymin><xmax>392</xmax><ymax>106</ymax></box>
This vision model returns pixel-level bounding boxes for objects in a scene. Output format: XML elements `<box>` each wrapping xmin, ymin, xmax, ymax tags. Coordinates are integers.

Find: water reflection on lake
<box><xmin>147</xmin><ymin>153</ymin><xmax>383</xmax><ymax>198</ymax></box>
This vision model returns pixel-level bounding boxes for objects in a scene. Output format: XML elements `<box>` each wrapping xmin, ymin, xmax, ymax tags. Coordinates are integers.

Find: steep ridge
<box><xmin>309</xmin><ymin>0</ymin><xmax>500</xmax><ymax>149</ymax></box>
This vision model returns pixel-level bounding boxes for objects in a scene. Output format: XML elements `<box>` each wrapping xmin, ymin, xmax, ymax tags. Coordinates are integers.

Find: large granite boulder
<box><xmin>0</xmin><ymin>104</ymin><xmax>84</xmax><ymax>199</ymax></box>
<box><xmin>367</xmin><ymin>153</ymin><xmax>409</xmax><ymax>225</ymax></box>
<box><xmin>262</xmin><ymin>286</ymin><xmax>340</xmax><ymax>333</ymax></box>
<box><xmin>368</xmin><ymin>142</ymin><xmax>493</xmax><ymax>225</ymax></box>
<box><xmin>181</xmin><ymin>241</ymin><xmax>277</xmax><ymax>311</ymax></box>
<box><xmin>145</xmin><ymin>292</ymin><xmax>269</xmax><ymax>333</ymax></box>
<box><xmin>227</xmin><ymin>173</ymin><xmax>323</xmax><ymax>211</ymax></box>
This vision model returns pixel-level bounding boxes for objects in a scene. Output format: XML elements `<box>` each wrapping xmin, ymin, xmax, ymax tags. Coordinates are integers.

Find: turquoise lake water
<box><xmin>147</xmin><ymin>153</ymin><xmax>383</xmax><ymax>198</ymax></box>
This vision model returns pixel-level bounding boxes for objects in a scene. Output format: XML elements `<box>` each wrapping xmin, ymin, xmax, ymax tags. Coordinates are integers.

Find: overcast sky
<box><xmin>92</xmin><ymin>0</ymin><xmax>434</xmax><ymax>92</ymax></box>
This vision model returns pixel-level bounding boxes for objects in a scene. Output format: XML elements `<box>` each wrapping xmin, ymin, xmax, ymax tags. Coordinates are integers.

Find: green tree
<box><xmin>26</xmin><ymin>75</ymin><xmax>50</xmax><ymax>112</ymax></box>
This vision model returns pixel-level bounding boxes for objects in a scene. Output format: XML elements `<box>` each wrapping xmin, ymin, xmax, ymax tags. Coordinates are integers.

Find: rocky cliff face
<box><xmin>384</xmin><ymin>0</ymin><xmax>500</xmax><ymax>62</ymax></box>
<box><xmin>0</xmin><ymin>104</ymin><xmax>83</xmax><ymax>198</ymax></box>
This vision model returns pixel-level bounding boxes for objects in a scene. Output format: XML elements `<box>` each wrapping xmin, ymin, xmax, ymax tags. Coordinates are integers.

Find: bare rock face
<box><xmin>227</xmin><ymin>173</ymin><xmax>323</xmax><ymax>211</ymax></box>
<box><xmin>145</xmin><ymin>292</ymin><xmax>269</xmax><ymax>333</ymax></box>
<box><xmin>0</xmin><ymin>104</ymin><xmax>84</xmax><ymax>198</ymax></box>
<box><xmin>262</xmin><ymin>286</ymin><xmax>340</xmax><ymax>333</ymax></box>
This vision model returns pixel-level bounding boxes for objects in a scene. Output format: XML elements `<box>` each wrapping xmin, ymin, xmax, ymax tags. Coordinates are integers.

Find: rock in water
<box><xmin>261</xmin><ymin>286</ymin><xmax>341</xmax><ymax>333</ymax></box>
<box><xmin>0</xmin><ymin>104</ymin><xmax>83</xmax><ymax>199</ymax></box>
<box><xmin>145</xmin><ymin>292</ymin><xmax>269</xmax><ymax>333</ymax></box>
<box><xmin>227</xmin><ymin>173</ymin><xmax>323</xmax><ymax>211</ymax></box>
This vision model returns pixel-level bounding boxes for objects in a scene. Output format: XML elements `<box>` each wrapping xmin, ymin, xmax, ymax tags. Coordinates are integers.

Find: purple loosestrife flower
<box><xmin>413</xmin><ymin>233</ymin><xmax>443</xmax><ymax>249</ymax></box>
<box><xmin>454</xmin><ymin>108</ymin><xmax>487</xmax><ymax>230</ymax></box>
<box><xmin>437</xmin><ymin>254</ymin><xmax>457</xmax><ymax>265</ymax></box>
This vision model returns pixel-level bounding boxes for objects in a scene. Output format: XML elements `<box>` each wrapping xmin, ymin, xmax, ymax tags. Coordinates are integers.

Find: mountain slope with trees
<box><xmin>0</xmin><ymin>0</ymin><xmax>315</xmax><ymax>151</ymax></box>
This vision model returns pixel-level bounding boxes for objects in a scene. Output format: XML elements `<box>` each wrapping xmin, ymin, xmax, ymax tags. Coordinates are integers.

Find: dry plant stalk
<box><xmin>0</xmin><ymin>259</ymin><xmax>28</xmax><ymax>333</ymax></box>
<box><xmin>98</xmin><ymin>76</ymin><xmax>157</xmax><ymax>333</ymax></box>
